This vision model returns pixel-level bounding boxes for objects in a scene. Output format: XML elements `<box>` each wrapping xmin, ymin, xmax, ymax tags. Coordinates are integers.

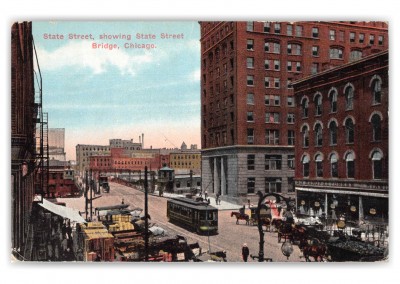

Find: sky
<box><xmin>32</xmin><ymin>21</ymin><xmax>201</xmax><ymax>160</ymax></box>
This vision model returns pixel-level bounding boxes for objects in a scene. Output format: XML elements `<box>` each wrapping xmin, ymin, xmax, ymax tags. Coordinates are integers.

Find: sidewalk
<box><xmin>152</xmin><ymin>191</ymin><xmax>242</xmax><ymax>211</ymax></box>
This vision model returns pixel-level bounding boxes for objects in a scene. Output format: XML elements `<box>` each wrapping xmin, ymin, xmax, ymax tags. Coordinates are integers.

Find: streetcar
<box><xmin>167</xmin><ymin>197</ymin><xmax>218</xmax><ymax>235</ymax></box>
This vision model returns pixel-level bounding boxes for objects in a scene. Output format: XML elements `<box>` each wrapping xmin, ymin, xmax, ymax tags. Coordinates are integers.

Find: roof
<box><xmin>160</xmin><ymin>166</ymin><xmax>174</xmax><ymax>171</ymax></box>
<box><xmin>292</xmin><ymin>49</ymin><xmax>388</xmax><ymax>87</ymax></box>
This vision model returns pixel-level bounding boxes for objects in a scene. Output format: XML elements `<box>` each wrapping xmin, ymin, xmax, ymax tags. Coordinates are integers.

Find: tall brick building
<box><xmin>292</xmin><ymin>50</ymin><xmax>388</xmax><ymax>223</ymax></box>
<box><xmin>199</xmin><ymin>21</ymin><xmax>388</xmax><ymax>204</ymax></box>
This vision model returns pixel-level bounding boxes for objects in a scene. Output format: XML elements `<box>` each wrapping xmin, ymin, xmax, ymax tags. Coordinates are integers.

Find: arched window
<box><xmin>301</xmin><ymin>97</ymin><xmax>309</xmax><ymax>118</ymax></box>
<box><xmin>302</xmin><ymin>155</ymin><xmax>310</xmax><ymax>177</ymax></box>
<box><xmin>302</xmin><ymin>125</ymin><xmax>309</xmax><ymax>147</ymax></box>
<box><xmin>372</xmin><ymin>78</ymin><xmax>382</xmax><ymax>104</ymax></box>
<box><xmin>315</xmin><ymin>123</ymin><xmax>323</xmax><ymax>146</ymax></box>
<box><xmin>345</xmin><ymin>118</ymin><xmax>354</xmax><ymax>144</ymax></box>
<box><xmin>314</xmin><ymin>94</ymin><xmax>322</xmax><ymax>116</ymax></box>
<box><xmin>315</xmin><ymin>154</ymin><xmax>323</xmax><ymax>177</ymax></box>
<box><xmin>371</xmin><ymin>114</ymin><xmax>382</xmax><ymax>141</ymax></box>
<box><xmin>329</xmin><ymin>121</ymin><xmax>337</xmax><ymax>145</ymax></box>
<box><xmin>345</xmin><ymin>85</ymin><xmax>354</xmax><ymax>110</ymax></box>
<box><xmin>345</xmin><ymin>152</ymin><xmax>355</xmax><ymax>178</ymax></box>
<box><xmin>371</xmin><ymin>151</ymin><xmax>383</xmax><ymax>179</ymax></box>
<box><xmin>330</xmin><ymin>153</ymin><xmax>338</xmax><ymax>178</ymax></box>
<box><xmin>329</xmin><ymin>89</ymin><xmax>337</xmax><ymax>113</ymax></box>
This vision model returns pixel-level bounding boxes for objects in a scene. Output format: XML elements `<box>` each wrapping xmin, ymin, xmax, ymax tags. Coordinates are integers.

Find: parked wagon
<box><xmin>327</xmin><ymin>239</ymin><xmax>386</xmax><ymax>262</ymax></box>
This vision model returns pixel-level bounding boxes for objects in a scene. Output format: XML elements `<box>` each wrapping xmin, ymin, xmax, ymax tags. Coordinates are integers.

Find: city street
<box><xmin>58</xmin><ymin>182</ymin><xmax>304</xmax><ymax>262</ymax></box>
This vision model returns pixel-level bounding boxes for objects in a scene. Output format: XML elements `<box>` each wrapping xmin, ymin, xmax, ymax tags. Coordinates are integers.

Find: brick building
<box><xmin>292</xmin><ymin>50</ymin><xmax>388</xmax><ymax>223</ymax></box>
<box><xmin>169</xmin><ymin>142</ymin><xmax>201</xmax><ymax>174</ymax></box>
<box><xmin>199</xmin><ymin>21</ymin><xmax>388</xmax><ymax>204</ymax></box>
<box><xmin>11</xmin><ymin>21</ymin><xmax>38</xmax><ymax>258</ymax></box>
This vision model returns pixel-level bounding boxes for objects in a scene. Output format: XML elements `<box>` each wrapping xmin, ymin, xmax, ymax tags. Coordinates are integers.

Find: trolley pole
<box><xmin>89</xmin><ymin>169</ymin><xmax>93</xmax><ymax>221</ymax></box>
<box><xmin>144</xmin><ymin>166</ymin><xmax>149</xmax><ymax>262</ymax></box>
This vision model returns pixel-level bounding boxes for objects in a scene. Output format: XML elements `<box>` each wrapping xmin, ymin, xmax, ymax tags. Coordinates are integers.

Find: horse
<box><xmin>230</xmin><ymin>211</ymin><xmax>250</xmax><ymax>225</ymax></box>
<box><xmin>260</xmin><ymin>217</ymin><xmax>272</xmax><ymax>232</ymax></box>
<box><xmin>300</xmin><ymin>239</ymin><xmax>327</xmax><ymax>262</ymax></box>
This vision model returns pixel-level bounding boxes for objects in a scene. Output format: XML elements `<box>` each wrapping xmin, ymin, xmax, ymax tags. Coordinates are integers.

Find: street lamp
<box><xmin>252</xmin><ymin>191</ymin><xmax>294</xmax><ymax>262</ymax></box>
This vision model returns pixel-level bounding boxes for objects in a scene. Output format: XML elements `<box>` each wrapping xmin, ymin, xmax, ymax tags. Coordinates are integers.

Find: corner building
<box><xmin>199</xmin><ymin>21</ymin><xmax>388</xmax><ymax>204</ymax></box>
<box><xmin>292</xmin><ymin>50</ymin><xmax>388</xmax><ymax>223</ymax></box>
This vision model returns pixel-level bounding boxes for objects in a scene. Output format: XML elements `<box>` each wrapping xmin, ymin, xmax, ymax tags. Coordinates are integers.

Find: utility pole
<box><xmin>144</xmin><ymin>166</ymin><xmax>149</xmax><ymax>262</ymax></box>
<box><xmin>85</xmin><ymin>170</ymin><xmax>88</xmax><ymax>221</ymax></box>
<box><xmin>90</xmin><ymin>169</ymin><xmax>93</xmax><ymax>221</ymax></box>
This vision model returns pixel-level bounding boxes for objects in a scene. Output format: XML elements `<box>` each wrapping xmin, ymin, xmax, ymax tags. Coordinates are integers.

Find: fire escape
<box><xmin>24</xmin><ymin>38</ymin><xmax>49</xmax><ymax>261</ymax></box>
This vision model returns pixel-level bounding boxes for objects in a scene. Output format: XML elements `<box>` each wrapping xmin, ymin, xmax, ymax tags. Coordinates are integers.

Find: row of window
<box><xmin>246</xmin><ymin>21</ymin><xmax>385</xmax><ymax>46</ymax></box>
<box><xmin>247</xmin><ymin>39</ymin><xmax>366</xmax><ymax>62</ymax></box>
<box><xmin>301</xmin><ymin>149</ymin><xmax>384</xmax><ymax>180</ymax></box>
<box><xmin>171</xmin><ymin>155</ymin><xmax>200</xmax><ymax>160</ymax></box>
<box><xmin>246</xmin><ymin>111</ymin><xmax>295</xmax><ymax>124</ymax></box>
<box><xmin>247</xmin><ymin>154</ymin><xmax>295</xmax><ymax>171</ymax></box>
<box><xmin>247</xmin><ymin>57</ymin><xmax>302</xmax><ymax>72</ymax></box>
<box><xmin>247</xmin><ymin>176</ymin><xmax>295</xmax><ymax>194</ymax></box>
<box><xmin>247</xmin><ymin>129</ymin><xmax>295</xmax><ymax>146</ymax></box>
<box><xmin>301</xmin><ymin>76</ymin><xmax>383</xmax><ymax>118</ymax></box>
<box><xmin>301</xmin><ymin>112</ymin><xmax>383</xmax><ymax>147</ymax></box>
<box><xmin>247</xmin><ymin>94</ymin><xmax>295</xmax><ymax>107</ymax></box>
<box><xmin>202</xmin><ymin>22</ymin><xmax>234</xmax><ymax>50</ymax></box>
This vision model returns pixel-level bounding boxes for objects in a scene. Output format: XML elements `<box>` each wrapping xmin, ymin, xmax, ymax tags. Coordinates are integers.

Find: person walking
<box><xmin>204</xmin><ymin>190</ymin><xmax>208</xmax><ymax>199</ymax></box>
<box><xmin>215</xmin><ymin>192</ymin><xmax>220</xmax><ymax>205</ymax></box>
<box><xmin>242</xmin><ymin>243</ymin><xmax>250</xmax><ymax>262</ymax></box>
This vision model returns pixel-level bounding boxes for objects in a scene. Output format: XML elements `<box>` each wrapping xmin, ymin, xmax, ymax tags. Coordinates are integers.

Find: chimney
<box><xmin>142</xmin><ymin>133</ymin><xmax>144</xmax><ymax>148</ymax></box>
<box><xmin>139</xmin><ymin>136</ymin><xmax>141</xmax><ymax>145</ymax></box>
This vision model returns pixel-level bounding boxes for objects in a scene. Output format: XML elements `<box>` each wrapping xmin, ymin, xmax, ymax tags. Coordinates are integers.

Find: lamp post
<box><xmin>252</xmin><ymin>191</ymin><xmax>294</xmax><ymax>262</ymax></box>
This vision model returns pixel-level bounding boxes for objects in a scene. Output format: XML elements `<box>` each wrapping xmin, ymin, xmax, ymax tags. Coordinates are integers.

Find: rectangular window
<box><xmin>247</xmin><ymin>75</ymin><xmax>254</xmax><ymax>86</ymax></box>
<box><xmin>265</xmin><ymin>178</ymin><xmax>282</xmax><ymax>193</ymax></box>
<box><xmin>330</xmin><ymin>48</ymin><xmax>343</xmax><ymax>59</ymax></box>
<box><xmin>312</xmin><ymin>46</ymin><xmax>319</xmax><ymax>56</ymax></box>
<box><xmin>247</xmin><ymin>39</ymin><xmax>254</xmax><ymax>50</ymax></box>
<box><xmin>264</xmin><ymin>22</ymin><xmax>270</xmax><ymax>33</ymax></box>
<box><xmin>273</xmin><ymin>42</ymin><xmax>280</xmax><ymax>53</ymax></box>
<box><xmin>287</xmin><ymin>79</ymin><xmax>293</xmax><ymax>89</ymax></box>
<box><xmin>378</xmin><ymin>35</ymin><xmax>383</xmax><ymax>45</ymax></box>
<box><xmin>265</xmin><ymin>129</ymin><xmax>279</xmax><ymax>145</ymax></box>
<box><xmin>247</xmin><ymin>154</ymin><xmax>255</xmax><ymax>170</ymax></box>
<box><xmin>274</xmin><ymin>95</ymin><xmax>280</xmax><ymax>106</ymax></box>
<box><xmin>274</xmin><ymin>23</ymin><xmax>281</xmax><ymax>34</ymax></box>
<box><xmin>247</xmin><ymin>93</ymin><xmax>254</xmax><ymax>105</ymax></box>
<box><xmin>296</xmin><ymin>25</ymin><xmax>303</xmax><ymax>37</ymax></box>
<box><xmin>330</xmin><ymin>30</ymin><xmax>336</xmax><ymax>40</ymax></box>
<box><xmin>274</xmin><ymin>78</ymin><xmax>280</xmax><ymax>88</ymax></box>
<box><xmin>247</xmin><ymin>178</ymin><xmax>255</xmax><ymax>193</ymax></box>
<box><xmin>287</xmin><ymin>113</ymin><xmax>295</xmax><ymax>124</ymax></box>
<box><xmin>265</xmin><ymin>155</ymin><xmax>282</xmax><ymax>170</ymax></box>
<box><xmin>350</xmin><ymin>32</ymin><xmax>355</xmax><ymax>43</ymax></box>
<box><xmin>311</xmin><ymin>63</ymin><xmax>318</xmax><ymax>74</ymax></box>
<box><xmin>264</xmin><ymin>42</ymin><xmax>270</xmax><ymax>52</ymax></box>
<box><xmin>247</xmin><ymin>57</ymin><xmax>254</xmax><ymax>68</ymax></box>
<box><xmin>274</xmin><ymin>60</ymin><xmax>280</xmax><ymax>70</ymax></box>
<box><xmin>266</xmin><ymin>112</ymin><xmax>280</xmax><ymax>123</ymax></box>
<box><xmin>359</xmin><ymin>33</ymin><xmax>365</xmax><ymax>43</ymax></box>
<box><xmin>339</xmin><ymin>30</ymin><xmax>345</xmax><ymax>42</ymax></box>
<box><xmin>287</xmin><ymin>96</ymin><xmax>294</xmax><ymax>107</ymax></box>
<box><xmin>288</xmin><ymin>131</ymin><xmax>295</xmax><ymax>146</ymax></box>
<box><xmin>247</xmin><ymin>21</ymin><xmax>254</xmax><ymax>32</ymax></box>
<box><xmin>264</xmin><ymin>59</ymin><xmax>271</xmax><ymax>70</ymax></box>
<box><xmin>287</xmin><ymin>61</ymin><xmax>292</xmax><ymax>71</ymax></box>
<box><xmin>247</xmin><ymin>128</ymin><xmax>254</xmax><ymax>144</ymax></box>
<box><xmin>247</xmin><ymin>111</ymin><xmax>254</xmax><ymax>122</ymax></box>
<box><xmin>288</xmin><ymin>177</ymin><xmax>295</xmax><ymax>192</ymax></box>
<box><xmin>287</xmin><ymin>24</ymin><xmax>293</xmax><ymax>36</ymax></box>
<box><xmin>312</xmin><ymin>27</ymin><xmax>319</xmax><ymax>38</ymax></box>
<box><xmin>296</xmin><ymin>62</ymin><xmax>301</xmax><ymax>72</ymax></box>
<box><xmin>370</xmin><ymin>35</ymin><xmax>375</xmax><ymax>44</ymax></box>
<box><xmin>264</xmin><ymin>77</ymin><xmax>270</xmax><ymax>88</ymax></box>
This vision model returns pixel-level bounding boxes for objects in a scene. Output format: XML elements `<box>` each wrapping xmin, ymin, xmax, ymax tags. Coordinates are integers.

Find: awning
<box><xmin>37</xmin><ymin>198</ymin><xmax>87</xmax><ymax>223</ymax></box>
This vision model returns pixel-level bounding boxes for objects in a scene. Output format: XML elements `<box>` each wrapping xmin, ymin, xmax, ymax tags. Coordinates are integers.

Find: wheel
<box><xmin>278</xmin><ymin>233</ymin><xmax>282</xmax><ymax>243</ymax></box>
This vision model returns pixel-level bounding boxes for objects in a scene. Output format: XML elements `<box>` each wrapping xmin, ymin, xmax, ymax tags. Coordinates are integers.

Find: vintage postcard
<box><xmin>11</xmin><ymin>20</ymin><xmax>388</xmax><ymax>263</ymax></box>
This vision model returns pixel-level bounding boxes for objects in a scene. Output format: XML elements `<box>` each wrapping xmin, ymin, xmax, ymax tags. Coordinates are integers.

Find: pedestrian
<box><xmin>215</xmin><ymin>192</ymin><xmax>220</xmax><ymax>205</ymax></box>
<box><xmin>242</xmin><ymin>243</ymin><xmax>249</xmax><ymax>262</ymax></box>
<box><xmin>204</xmin><ymin>190</ymin><xmax>208</xmax><ymax>199</ymax></box>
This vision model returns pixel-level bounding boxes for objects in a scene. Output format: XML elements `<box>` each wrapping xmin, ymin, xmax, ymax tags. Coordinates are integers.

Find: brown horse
<box><xmin>300</xmin><ymin>239</ymin><xmax>327</xmax><ymax>262</ymax></box>
<box><xmin>231</xmin><ymin>212</ymin><xmax>250</xmax><ymax>225</ymax></box>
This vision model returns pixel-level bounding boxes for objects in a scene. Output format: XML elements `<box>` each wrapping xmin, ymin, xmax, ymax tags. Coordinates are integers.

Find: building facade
<box><xmin>76</xmin><ymin>144</ymin><xmax>110</xmax><ymax>176</ymax></box>
<box><xmin>292</xmin><ymin>50</ymin><xmax>388</xmax><ymax>223</ymax></box>
<box><xmin>11</xmin><ymin>21</ymin><xmax>38</xmax><ymax>258</ymax></box>
<box><xmin>48</xmin><ymin>128</ymin><xmax>66</xmax><ymax>161</ymax></box>
<box><xmin>199</xmin><ymin>21</ymin><xmax>388</xmax><ymax>204</ymax></box>
<box><xmin>169</xmin><ymin>142</ymin><xmax>201</xmax><ymax>174</ymax></box>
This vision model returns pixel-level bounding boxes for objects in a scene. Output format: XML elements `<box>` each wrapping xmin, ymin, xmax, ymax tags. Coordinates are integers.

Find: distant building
<box><xmin>76</xmin><ymin>144</ymin><xmax>110</xmax><ymax>176</ymax></box>
<box><xmin>292</xmin><ymin>50</ymin><xmax>388</xmax><ymax>223</ymax></box>
<box><xmin>169</xmin><ymin>142</ymin><xmax>201</xmax><ymax>174</ymax></box>
<box><xmin>48</xmin><ymin>128</ymin><xmax>66</xmax><ymax>161</ymax></box>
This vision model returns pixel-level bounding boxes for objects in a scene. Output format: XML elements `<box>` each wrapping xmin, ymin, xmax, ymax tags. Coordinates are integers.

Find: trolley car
<box><xmin>167</xmin><ymin>197</ymin><xmax>218</xmax><ymax>235</ymax></box>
